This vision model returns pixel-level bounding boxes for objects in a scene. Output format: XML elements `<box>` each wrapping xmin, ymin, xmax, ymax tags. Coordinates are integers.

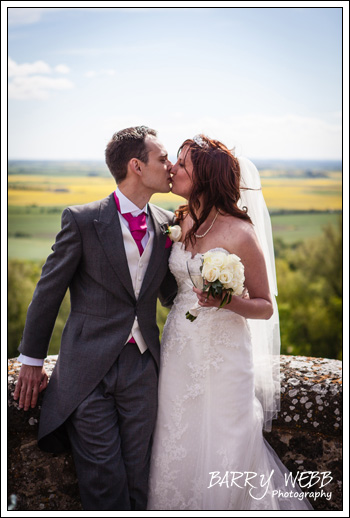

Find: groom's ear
<box><xmin>128</xmin><ymin>158</ymin><xmax>143</xmax><ymax>177</ymax></box>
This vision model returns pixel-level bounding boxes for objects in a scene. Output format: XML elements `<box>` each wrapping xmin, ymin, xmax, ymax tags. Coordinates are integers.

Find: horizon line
<box><xmin>8</xmin><ymin>157</ymin><xmax>343</xmax><ymax>162</ymax></box>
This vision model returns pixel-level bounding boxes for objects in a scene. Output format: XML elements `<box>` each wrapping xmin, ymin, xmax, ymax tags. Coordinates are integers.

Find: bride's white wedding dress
<box><xmin>147</xmin><ymin>242</ymin><xmax>313</xmax><ymax>511</ymax></box>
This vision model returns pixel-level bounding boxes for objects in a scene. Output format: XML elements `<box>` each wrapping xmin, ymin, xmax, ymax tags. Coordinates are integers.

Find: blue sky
<box><xmin>5</xmin><ymin>4</ymin><xmax>345</xmax><ymax>161</ymax></box>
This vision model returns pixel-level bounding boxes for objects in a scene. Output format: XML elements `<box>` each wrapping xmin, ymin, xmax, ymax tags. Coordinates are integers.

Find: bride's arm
<box><xmin>194</xmin><ymin>226</ymin><xmax>273</xmax><ymax>320</ymax></box>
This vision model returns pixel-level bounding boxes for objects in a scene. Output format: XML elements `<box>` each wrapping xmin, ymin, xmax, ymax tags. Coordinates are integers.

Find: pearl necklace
<box><xmin>194</xmin><ymin>210</ymin><xmax>220</xmax><ymax>238</ymax></box>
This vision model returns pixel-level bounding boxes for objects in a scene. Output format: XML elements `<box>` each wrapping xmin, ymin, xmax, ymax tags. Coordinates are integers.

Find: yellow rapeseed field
<box><xmin>260</xmin><ymin>177</ymin><xmax>342</xmax><ymax>211</ymax></box>
<box><xmin>8</xmin><ymin>176</ymin><xmax>116</xmax><ymax>207</ymax></box>
<box><xmin>8</xmin><ymin>174</ymin><xmax>342</xmax><ymax>211</ymax></box>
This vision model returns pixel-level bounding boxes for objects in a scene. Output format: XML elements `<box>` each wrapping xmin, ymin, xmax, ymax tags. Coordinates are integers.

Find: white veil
<box><xmin>237</xmin><ymin>156</ymin><xmax>281</xmax><ymax>432</ymax></box>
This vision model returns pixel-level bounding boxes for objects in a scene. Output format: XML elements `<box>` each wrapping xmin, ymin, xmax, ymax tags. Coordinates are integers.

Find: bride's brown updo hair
<box><xmin>175</xmin><ymin>134</ymin><xmax>252</xmax><ymax>246</ymax></box>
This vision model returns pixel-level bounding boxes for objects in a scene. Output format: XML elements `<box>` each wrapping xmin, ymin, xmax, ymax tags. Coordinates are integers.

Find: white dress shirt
<box><xmin>18</xmin><ymin>188</ymin><xmax>152</xmax><ymax>365</ymax></box>
<box><xmin>116</xmin><ymin>187</ymin><xmax>153</xmax><ymax>353</ymax></box>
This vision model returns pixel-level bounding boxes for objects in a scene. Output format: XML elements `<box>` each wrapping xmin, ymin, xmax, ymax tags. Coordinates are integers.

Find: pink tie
<box><xmin>114</xmin><ymin>192</ymin><xmax>147</xmax><ymax>255</ymax></box>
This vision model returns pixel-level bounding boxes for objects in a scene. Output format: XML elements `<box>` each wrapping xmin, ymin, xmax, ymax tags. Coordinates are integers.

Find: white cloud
<box><xmin>35</xmin><ymin>111</ymin><xmax>339</xmax><ymax>160</ymax></box>
<box><xmin>8</xmin><ymin>8</ymin><xmax>47</xmax><ymax>26</ymax></box>
<box><xmin>8</xmin><ymin>58</ymin><xmax>73</xmax><ymax>100</ymax></box>
<box><xmin>8</xmin><ymin>57</ymin><xmax>51</xmax><ymax>77</ymax></box>
<box><xmin>228</xmin><ymin>113</ymin><xmax>342</xmax><ymax>159</ymax></box>
<box><xmin>8</xmin><ymin>75</ymin><xmax>74</xmax><ymax>100</ymax></box>
<box><xmin>55</xmin><ymin>64</ymin><xmax>70</xmax><ymax>74</ymax></box>
<box><xmin>7</xmin><ymin>6</ymin><xmax>183</xmax><ymax>26</ymax></box>
<box><xmin>153</xmin><ymin>113</ymin><xmax>342</xmax><ymax>160</ymax></box>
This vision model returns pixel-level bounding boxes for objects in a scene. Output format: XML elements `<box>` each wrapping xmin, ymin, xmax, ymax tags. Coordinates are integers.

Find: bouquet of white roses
<box><xmin>186</xmin><ymin>250</ymin><xmax>245</xmax><ymax>321</ymax></box>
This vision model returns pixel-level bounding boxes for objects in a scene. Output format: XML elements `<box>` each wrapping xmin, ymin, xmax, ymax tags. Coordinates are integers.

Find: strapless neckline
<box><xmin>172</xmin><ymin>241</ymin><xmax>230</xmax><ymax>260</ymax></box>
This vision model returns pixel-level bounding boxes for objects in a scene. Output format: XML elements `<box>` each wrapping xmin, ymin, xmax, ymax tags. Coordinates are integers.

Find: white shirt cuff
<box><xmin>18</xmin><ymin>354</ymin><xmax>44</xmax><ymax>367</ymax></box>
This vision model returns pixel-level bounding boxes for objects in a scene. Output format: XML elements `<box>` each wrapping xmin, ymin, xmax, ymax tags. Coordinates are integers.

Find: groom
<box><xmin>13</xmin><ymin>126</ymin><xmax>177</xmax><ymax>510</ymax></box>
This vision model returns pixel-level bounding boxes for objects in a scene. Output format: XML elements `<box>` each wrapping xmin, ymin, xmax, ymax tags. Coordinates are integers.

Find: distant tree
<box><xmin>8</xmin><ymin>260</ymin><xmax>41</xmax><ymax>358</ymax></box>
<box><xmin>7</xmin><ymin>260</ymin><xmax>70</xmax><ymax>358</ymax></box>
<box><xmin>276</xmin><ymin>217</ymin><xmax>342</xmax><ymax>359</ymax></box>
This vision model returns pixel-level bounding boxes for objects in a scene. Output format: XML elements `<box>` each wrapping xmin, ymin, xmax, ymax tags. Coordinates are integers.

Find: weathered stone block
<box><xmin>263</xmin><ymin>355</ymin><xmax>342</xmax><ymax>511</ymax></box>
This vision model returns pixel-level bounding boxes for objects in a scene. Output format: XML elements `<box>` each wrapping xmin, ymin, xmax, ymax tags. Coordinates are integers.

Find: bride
<box><xmin>147</xmin><ymin>135</ymin><xmax>313</xmax><ymax>510</ymax></box>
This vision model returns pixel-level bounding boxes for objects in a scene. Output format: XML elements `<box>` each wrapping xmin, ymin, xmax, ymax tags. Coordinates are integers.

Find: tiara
<box><xmin>193</xmin><ymin>134</ymin><xmax>208</xmax><ymax>148</ymax></box>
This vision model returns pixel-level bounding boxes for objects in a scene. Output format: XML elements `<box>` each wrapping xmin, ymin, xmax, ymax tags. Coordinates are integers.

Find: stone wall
<box><xmin>8</xmin><ymin>356</ymin><xmax>82</xmax><ymax>511</ymax></box>
<box><xmin>263</xmin><ymin>355</ymin><xmax>342</xmax><ymax>511</ymax></box>
<box><xmin>7</xmin><ymin>355</ymin><xmax>342</xmax><ymax>511</ymax></box>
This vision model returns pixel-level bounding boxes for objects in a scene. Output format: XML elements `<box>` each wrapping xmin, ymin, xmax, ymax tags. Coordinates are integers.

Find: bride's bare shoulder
<box><xmin>220</xmin><ymin>213</ymin><xmax>254</xmax><ymax>234</ymax></box>
<box><xmin>219</xmin><ymin>214</ymin><xmax>258</xmax><ymax>250</ymax></box>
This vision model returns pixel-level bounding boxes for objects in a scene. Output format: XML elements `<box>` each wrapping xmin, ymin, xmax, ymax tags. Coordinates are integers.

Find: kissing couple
<box><xmin>14</xmin><ymin>126</ymin><xmax>312</xmax><ymax>511</ymax></box>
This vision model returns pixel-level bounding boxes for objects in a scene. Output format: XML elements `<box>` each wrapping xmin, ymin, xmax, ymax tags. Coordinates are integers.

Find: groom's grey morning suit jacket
<box><xmin>18</xmin><ymin>193</ymin><xmax>177</xmax><ymax>452</ymax></box>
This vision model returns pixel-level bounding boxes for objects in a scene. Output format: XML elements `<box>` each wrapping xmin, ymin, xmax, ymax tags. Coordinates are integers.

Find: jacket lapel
<box><xmin>93</xmin><ymin>194</ymin><xmax>135</xmax><ymax>300</ymax></box>
<box><xmin>138</xmin><ymin>204</ymin><xmax>169</xmax><ymax>300</ymax></box>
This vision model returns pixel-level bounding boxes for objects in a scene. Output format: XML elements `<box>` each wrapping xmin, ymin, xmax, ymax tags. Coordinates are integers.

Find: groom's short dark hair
<box><xmin>105</xmin><ymin>126</ymin><xmax>157</xmax><ymax>183</ymax></box>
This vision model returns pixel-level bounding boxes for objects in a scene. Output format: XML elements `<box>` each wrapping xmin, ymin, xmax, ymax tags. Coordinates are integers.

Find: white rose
<box><xmin>233</xmin><ymin>263</ymin><xmax>244</xmax><ymax>277</ymax></box>
<box><xmin>226</xmin><ymin>257</ymin><xmax>244</xmax><ymax>276</ymax></box>
<box><xmin>236</xmin><ymin>286</ymin><xmax>244</xmax><ymax>296</ymax></box>
<box><xmin>202</xmin><ymin>263</ymin><xmax>220</xmax><ymax>283</ymax></box>
<box><xmin>225</xmin><ymin>254</ymin><xmax>241</xmax><ymax>267</ymax></box>
<box><xmin>202</xmin><ymin>251</ymin><xmax>215</xmax><ymax>263</ymax></box>
<box><xmin>203</xmin><ymin>251</ymin><xmax>227</xmax><ymax>268</ymax></box>
<box><xmin>225</xmin><ymin>280</ymin><xmax>243</xmax><ymax>295</ymax></box>
<box><xmin>233</xmin><ymin>283</ymin><xmax>245</xmax><ymax>296</ymax></box>
<box><xmin>224</xmin><ymin>256</ymin><xmax>245</xmax><ymax>294</ymax></box>
<box><xmin>224</xmin><ymin>262</ymin><xmax>235</xmax><ymax>274</ymax></box>
<box><xmin>218</xmin><ymin>268</ymin><xmax>234</xmax><ymax>286</ymax></box>
<box><xmin>168</xmin><ymin>225</ymin><xmax>182</xmax><ymax>242</ymax></box>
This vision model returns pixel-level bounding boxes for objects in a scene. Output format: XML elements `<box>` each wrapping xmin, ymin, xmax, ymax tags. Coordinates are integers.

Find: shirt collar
<box><xmin>115</xmin><ymin>187</ymin><xmax>148</xmax><ymax>216</ymax></box>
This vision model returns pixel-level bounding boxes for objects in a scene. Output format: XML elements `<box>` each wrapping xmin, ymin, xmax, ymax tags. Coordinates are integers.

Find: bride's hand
<box><xmin>193</xmin><ymin>287</ymin><xmax>249</xmax><ymax>310</ymax></box>
<box><xmin>193</xmin><ymin>287</ymin><xmax>222</xmax><ymax>308</ymax></box>
<box><xmin>241</xmin><ymin>288</ymin><xmax>250</xmax><ymax>299</ymax></box>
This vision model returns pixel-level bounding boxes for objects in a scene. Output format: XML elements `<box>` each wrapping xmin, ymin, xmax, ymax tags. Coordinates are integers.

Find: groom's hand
<box><xmin>13</xmin><ymin>365</ymin><xmax>48</xmax><ymax>411</ymax></box>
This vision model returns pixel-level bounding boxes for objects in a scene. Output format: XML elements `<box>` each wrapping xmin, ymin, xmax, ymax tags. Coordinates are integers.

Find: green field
<box><xmin>8</xmin><ymin>205</ymin><xmax>341</xmax><ymax>260</ymax></box>
<box><xmin>270</xmin><ymin>212</ymin><xmax>341</xmax><ymax>244</ymax></box>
